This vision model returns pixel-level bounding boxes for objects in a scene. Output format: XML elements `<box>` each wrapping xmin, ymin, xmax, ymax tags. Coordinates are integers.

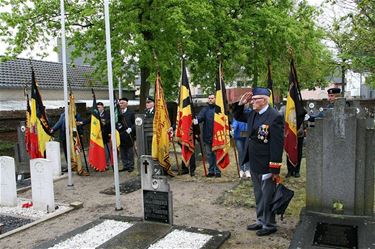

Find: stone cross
<box><xmin>0</xmin><ymin>156</ymin><xmax>17</xmax><ymax>207</ymax></box>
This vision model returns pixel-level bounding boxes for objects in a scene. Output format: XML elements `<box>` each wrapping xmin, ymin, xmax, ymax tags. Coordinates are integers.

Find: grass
<box><xmin>0</xmin><ymin>140</ymin><xmax>15</xmax><ymax>157</ymax></box>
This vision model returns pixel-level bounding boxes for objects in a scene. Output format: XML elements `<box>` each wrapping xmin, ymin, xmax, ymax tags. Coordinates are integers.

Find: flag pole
<box><xmin>104</xmin><ymin>0</ymin><xmax>122</xmax><ymax>210</ymax></box>
<box><xmin>60</xmin><ymin>0</ymin><xmax>73</xmax><ymax>187</ymax></box>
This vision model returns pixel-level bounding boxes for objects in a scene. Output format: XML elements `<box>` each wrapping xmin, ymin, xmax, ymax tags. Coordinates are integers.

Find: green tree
<box><xmin>0</xmin><ymin>0</ymin><xmax>333</xmax><ymax>103</ymax></box>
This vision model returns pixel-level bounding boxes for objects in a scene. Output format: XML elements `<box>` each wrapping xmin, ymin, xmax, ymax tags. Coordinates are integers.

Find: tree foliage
<box><xmin>0</xmin><ymin>0</ymin><xmax>332</xmax><ymax>103</ymax></box>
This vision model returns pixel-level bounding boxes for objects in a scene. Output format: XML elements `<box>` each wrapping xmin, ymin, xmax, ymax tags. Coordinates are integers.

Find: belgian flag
<box><xmin>88</xmin><ymin>89</ymin><xmax>107</xmax><ymax>171</ymax></box>
<box><xmin>28</xmin><ymin>68</ymin><xmax>52</xmax><ymax>158</ymax></box>
<box><xmin>284</xmin><ymin>59</ymin><xmax>306</xmax><ymax>166</ymax></box>
<box><xmin>212</xmin><ymin>64</ymin><xmax>230</xmax><ymax>169</ymax></box>
<box><xmin>176</xmin><ymin>60</ymin><xmax>195</xmax><ymax>166</ymax></box>
<box><xmin>152</xmin><ymin>73</ymin><xmax>172</xmax><ymax>173</ymax></box>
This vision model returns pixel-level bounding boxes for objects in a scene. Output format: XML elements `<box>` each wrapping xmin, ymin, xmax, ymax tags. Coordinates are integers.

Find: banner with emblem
<box><xmin>212</xmin><ymin>64</ymin><xmax>230</xmax><ymax>169</ymax></box>
<box><xmin>176</xmin><ymin>60</ymin><xmax>195</xmax><ymax>166</ymax></box>
<box><xmin>284</xmin><ymin>59</ymin><xmax>306</xmax><ymax>166</ymax></box>
<box><xmin>152</xmin><ymin>73</ymin><xmax>172</xmax><ymax>173</ymax></box>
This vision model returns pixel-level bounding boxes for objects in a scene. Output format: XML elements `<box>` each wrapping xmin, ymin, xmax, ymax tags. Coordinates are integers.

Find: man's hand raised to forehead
<box><xmin>238</xmin><ymin>91</ymin><xmax>253</xmax><ymax>106</ymax></box>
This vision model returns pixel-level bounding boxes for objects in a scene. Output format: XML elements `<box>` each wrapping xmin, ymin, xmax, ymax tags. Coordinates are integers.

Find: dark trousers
<box><xmin>120</xmin><ymin>145</ymin><xmax>134</xmax><ymax>170</ymax></box>
<box><xmin>251</xmin><ymin>171</ymin><xmax>277</xmax><ymax>229</ymax></box>
<box><xmin>287</xmin><ymin>137</ymin><xmax>304</xmax><ymax>174</ymax></box>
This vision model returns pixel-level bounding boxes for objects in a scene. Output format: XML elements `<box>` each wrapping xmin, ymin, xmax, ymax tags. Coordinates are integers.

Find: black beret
<box><xmin>327</xmin><ymin>88</ymin><xmax>341</xmax><ymax>94</ymax></box>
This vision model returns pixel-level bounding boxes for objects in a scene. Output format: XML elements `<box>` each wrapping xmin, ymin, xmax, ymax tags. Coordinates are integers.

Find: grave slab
<box><xmin>35</xmin><ymin>216</ymin><xmax>231</xmax><ymax>249</ymax></box>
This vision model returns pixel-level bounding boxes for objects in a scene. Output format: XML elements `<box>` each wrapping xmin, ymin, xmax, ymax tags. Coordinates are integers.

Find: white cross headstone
<box><xmin>0</xmin><ymin>156</ymin><xmax>17</xmax><ymax>207</ymax></box>
<box><xmin>46</xmin><ymin>141</ymin><xmax>62</xmax><ymax>177</ymax></box>
<box><xmin>30</xmin><ymin>158</ymin><xmax>55</xmax><ymax>213</ymax></box>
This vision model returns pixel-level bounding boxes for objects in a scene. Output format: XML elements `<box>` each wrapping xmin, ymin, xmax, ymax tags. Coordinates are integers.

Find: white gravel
<box><xmin>48</xmin><ymin>219</ymin><xmax>133</xmax><ymax>249</ymax></box>
<box><xmin>0</xmin><ymin>198</ymin><xmax>69</xmax><ymax>219</ymax></box>
<box><xmin>148</xmin><ymin>229</ymin><xmax>213</xmax><ymax>249</ymax></box>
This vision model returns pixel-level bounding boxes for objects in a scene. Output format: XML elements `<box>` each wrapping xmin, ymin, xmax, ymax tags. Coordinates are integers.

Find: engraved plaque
<box><xmin>313</xmin><ymin>222</ymin><xmax>358</xmax><ymax>249</ymax></box>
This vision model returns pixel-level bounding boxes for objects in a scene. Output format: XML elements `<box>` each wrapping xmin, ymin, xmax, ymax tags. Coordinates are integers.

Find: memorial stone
<box><xmin>290</xmin><ymin>99</ymin><xmax>375</xmax><ymax>249</ymax></box>
<box><xmin>140</xmin><ymin>155</ymin><xmax>173</xmax><ymax>225</ymax></box>
<box><xmin>0</xmin><ymin>156</ymin><xmax>17</xmax><ymax>207</ymax></box>
<box><xmin>30</xmin><ymin>158</ymin><xmax>55</xmax><ymax>213</ymax></box>
<box><xmin>14</xmin><ymin>121</ymin><xmax>30</xmax><ymax>177</ymax></box>
<box><xmin>46</xmin><ymin>141</ymin><xmax>62</xmax><ymax>177</ymax></box>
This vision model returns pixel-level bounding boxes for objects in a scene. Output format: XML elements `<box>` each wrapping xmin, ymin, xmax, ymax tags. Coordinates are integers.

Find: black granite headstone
<box><xmin>313</xmin><ymin>222</ymin><xmax>358</xmax><ymax>249</ymax></box>
<box><xmin>143</xmin><ymin>190</ymin><xmax>170</xmax><ymax>224</ymax></box>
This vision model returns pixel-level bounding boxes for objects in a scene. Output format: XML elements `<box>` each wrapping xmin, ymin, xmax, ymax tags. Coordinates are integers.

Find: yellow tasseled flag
<box><xmin>152</xmin><ymin>73</ymin><xmax>172</xmax><ymax>174</ymax></box>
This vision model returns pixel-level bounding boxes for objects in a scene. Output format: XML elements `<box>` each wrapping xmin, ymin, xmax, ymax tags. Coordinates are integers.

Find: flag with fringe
<box><xmin>176</xmin><ymin>60</ymin><xmax>195</xmax><ymax>166</ymax></box>
<box><xmin>152</xmin><ymin>73</ymin><xmax>172</xmax><ymax>173</ymax></box>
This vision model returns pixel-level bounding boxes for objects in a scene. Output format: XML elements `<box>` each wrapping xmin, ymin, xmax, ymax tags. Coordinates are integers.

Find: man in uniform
<box><xmin>233</xmin><ymin>87</ymin><xmax>284</xmax><ymax>236</ymax></box>
<box><xmin>144</xmin><ymin>96</ymin><xmax>155</xmax><ymax>118</ymax></box>
<box><xmin>326</xmin><ymin>87</ymin><xmax>341</xmax><ymax>108</ymax></box>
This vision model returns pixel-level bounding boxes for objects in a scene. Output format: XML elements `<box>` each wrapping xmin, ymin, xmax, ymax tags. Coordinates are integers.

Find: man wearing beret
<box><xmin>144</xmin><ymin>96</ymin><xmax>155</xmax><ymax>119</ymax></box>
<box><xmin>326</xmin><ymin>87</ymin><xmax>341</xmax><ymax>108</ymax></box>
<box><xmin>233</xmin><ymin>87</ymin><xmax>284</xmax><ymax>236</ymax></box>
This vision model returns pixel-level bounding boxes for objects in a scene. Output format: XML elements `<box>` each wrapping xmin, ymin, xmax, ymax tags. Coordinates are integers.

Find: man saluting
<box><xmin>233</xmin><ymin>87</ymin><xmax>284</xmax><ymax>236</ymax></box>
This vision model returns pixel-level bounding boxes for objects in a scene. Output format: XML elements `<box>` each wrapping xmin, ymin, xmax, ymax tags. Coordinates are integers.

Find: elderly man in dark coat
<box><xmin>233</xmin><ymin>87</ymin><xmax>284</xmax><ymax>236</ymax></box>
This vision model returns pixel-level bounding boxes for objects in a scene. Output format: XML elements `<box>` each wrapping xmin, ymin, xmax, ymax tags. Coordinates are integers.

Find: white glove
<box><xmin>126</xmin><ymin>128</ymin><xmax>132</xmax><ymax>134</ymax></box>
<box><xmin>193</xmin><ymin>118</ymin><xmax>198</xmax><ymax>125</ymax></box>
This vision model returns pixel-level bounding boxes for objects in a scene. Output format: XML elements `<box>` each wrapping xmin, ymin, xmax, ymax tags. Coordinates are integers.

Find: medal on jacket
<box><xmin>257</xmin><ymin>124</ymin><xmax>269</xmax><ymax>143</ymax></box>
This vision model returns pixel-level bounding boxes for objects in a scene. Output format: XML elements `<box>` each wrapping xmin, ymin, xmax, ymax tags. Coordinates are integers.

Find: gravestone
<box><xmin>0</xmin><ymin>156</ymin><xmax>17</xmax><ymax>207</ymax></box>
<box><xmin>135</xmin><ymin>114</ymin><xmax>154</xmax><ymax>156</ymax></box>
<box><xmin>30</xmin><ymin>158</ymin><xmax>55</xmax><ymax>213</ymax></box>
<box><xmin>140</xmin><ymin>155</ymin><xmax>173</xmax><ymax>225</ymax></box>
<box><xmin>290</xmin><ymin>99</ymin><xmax>375</xmax><ymax>249</ymax></box>
<box><xmin>14</xmin><ymin>121</ymin><xmax>30</xmax><ymax>178</ymax></box>
<box><xmin>46</xmin><ymin>141</ymin><xmax>62</xmax><ymax>177</ymax></box>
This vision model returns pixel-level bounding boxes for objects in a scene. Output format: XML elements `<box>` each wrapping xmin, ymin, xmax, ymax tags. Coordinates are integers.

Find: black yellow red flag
<box><xmin>284</xmin><ymin>59</ymin><xmax>306</xmax><ymax>166</ymax></box>
<box><xmin>212</xmin><ymin>64</ymin><xmax>230</xmax><ymax>169</ymax></box>
<box><xmin>88</xmin><ymin>89</ymin><xmax>107</xmax><ymax>171</ymax></box>
<box><xmin>152</xmin><ymin>73</ymin><xmax>172</xmax><ymax>173</ymax></box>
<box><xmin>28</xmin><ymin>68</ymin><xmax>52</xmax><ymax>158</ymax></box>
<box><xmin>176</xmin><ymin>60</ymin><xmax>195</xmax><ymax>165</ymax></box>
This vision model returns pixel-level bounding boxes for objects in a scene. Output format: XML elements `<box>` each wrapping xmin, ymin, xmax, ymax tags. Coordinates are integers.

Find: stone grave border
<box><xmin>0</xmin><ymin>199</ymin><xmax>79</xmax><ymax>239</ymax></box>
<box><xmin>35</xmin><ymin>215</ymin><xmax>231</xmax><ymax>249</ymax></box>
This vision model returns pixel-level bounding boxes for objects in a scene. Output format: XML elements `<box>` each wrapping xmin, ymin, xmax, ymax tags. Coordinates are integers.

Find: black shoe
<box><xmin>190</xmin><ymin>171</ymin><xmax>195</xmax><ymax>177</ymax></box>
<box><xmin>285</xmin><ymin>172</ymin><xmax>292</xmax><ymax>178</ymax></box>
<box><xmin>62</xmin><ymin>168</ymin><xmax>68</xmax><ymax>173</ymax></box>
<box><xmin>294</xmin><ymin>172</ymin><xmax>300</xmax><ymax>178</ymax></box>
<box><xmin>207</xmin><ymin>173</ymin><xmax>215</xmax><ymax>177</ymax></box>
<box><xmin>127</xmin><ymin>168</ymin><xmax>134</xmax><ymax>173</ymax></box>
<box><xmin>256</xmin><ymin>228</ymin><xmax>277</xmax><ymax>236</ymax></box>
<box><xmin>119</xmin><ymin>168</ymin><xmax>126</xmax><ymax>172</ymax></box>
<box><xmin>215</xmin><ymin>173</ymin><xmax>221</xmax><ymax>178</ymax></box>
<box><xmin>180</xmin><ymin>170</ymin><xmax>189</xmax><ymax>175</ymax></box>
<box><xmin>247</xmin><ymin>223</ymin><xmax>262</xmax><ymax>231</ymax></box>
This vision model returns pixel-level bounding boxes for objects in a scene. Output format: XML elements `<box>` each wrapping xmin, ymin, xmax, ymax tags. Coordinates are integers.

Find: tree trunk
<box><xmin>139</xmin><ymin>66</ymin><xmax>150</xmax><ymax>111</ymax></box>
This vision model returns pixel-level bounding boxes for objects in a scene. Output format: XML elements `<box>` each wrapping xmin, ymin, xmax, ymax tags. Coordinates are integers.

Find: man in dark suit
<box><xmin>233</xmin><ymin>87</ymin><xmax>284</xmax><ymax>236</ymax></box>
<box><xmin>118</xmin><ymin>97</ymin><xmax>136</xmax><ymax>172</ymax></box>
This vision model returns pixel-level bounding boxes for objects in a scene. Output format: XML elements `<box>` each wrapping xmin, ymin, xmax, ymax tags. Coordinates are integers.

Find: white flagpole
<box><xmin>104</xmin><ymin>0</ymin><xmax>122</xmax><ymax>210</ymax></box>
<box><xmin>60</xmin><ymin>0</ymin><xmax>73</xmax><ymax>187</ymax></box>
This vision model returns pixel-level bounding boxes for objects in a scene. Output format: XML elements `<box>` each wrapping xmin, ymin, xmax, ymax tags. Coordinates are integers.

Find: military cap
<box><xmin>252</xmin><ymin>87</ymin><xmax>271</xmax><ymax>97</ymax></box>
<box><xmin>146</xmin><ymin>96</ymin><xmax>154</xmax><ymax>102</ymax></box>
<box><xmin>327</xmin><ymin>88</ymin><xmax>341</xmax><ymax>94</ymax></box>
<box><xmin>119</xmin><ymin>97</ymin><xmax>129</xmax><ymax>102</ymax></box>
